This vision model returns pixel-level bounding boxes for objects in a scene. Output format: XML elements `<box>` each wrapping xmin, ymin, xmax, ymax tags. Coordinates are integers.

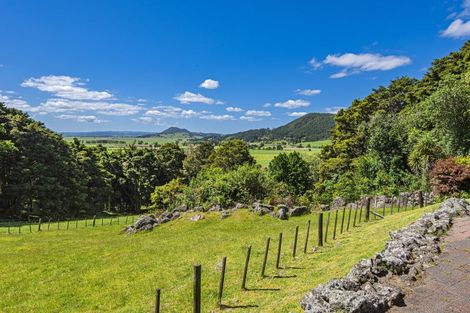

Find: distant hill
<box><xmin>139</xmin><ymin>127</ymin><xmax>221</xmax><ymax>138</ymax></box>
<box><xmin>159</xmin><ymin>127</ymin><xmax>192</xmax><ymax>135</ymax></box>
<box><xmin>62</xmin><ymin>113</ymin><xmax>334</xmax><ymax>142</ymax></box>
<box><xmin>226</xmin><ymin>113</ymin><xmax>335</xmax><ymax>142</ymax></box>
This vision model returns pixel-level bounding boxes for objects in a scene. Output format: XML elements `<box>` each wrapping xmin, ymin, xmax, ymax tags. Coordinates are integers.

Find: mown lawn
<box><xmin>0</xmin><ymin>204</ymin><xmax>437</xmax><ymax>313</ymax></box>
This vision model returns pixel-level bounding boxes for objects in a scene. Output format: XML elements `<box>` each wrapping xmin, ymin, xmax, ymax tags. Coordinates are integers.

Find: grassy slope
<box><xmin>0</xmin><ymin>204</ymin><xmax>437</xmax><ymax>313</ymax></box>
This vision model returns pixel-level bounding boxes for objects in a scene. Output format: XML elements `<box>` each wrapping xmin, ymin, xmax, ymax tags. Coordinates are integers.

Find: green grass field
<box><xmin>250</xmin><ymin>149</ymin><xmax>320</xmax><ymax>167</ymax></box>
<box><xmin>0</xmin><ymin>204</ymin><xmax>437</xmax><ymax>313</ymax></box>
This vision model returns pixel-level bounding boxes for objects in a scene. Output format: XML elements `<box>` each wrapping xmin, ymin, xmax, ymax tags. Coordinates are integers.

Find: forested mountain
<box><xmin>226</xmin><ymin>113</ymin><xmax>335</xmax><ymax>142</ymax></box>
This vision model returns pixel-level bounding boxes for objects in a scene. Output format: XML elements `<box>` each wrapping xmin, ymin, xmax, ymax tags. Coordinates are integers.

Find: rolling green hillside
<box><xmin>226</xmin><ymin>113</ymin><xmax>334</xmax><ymax>142</ymax></box>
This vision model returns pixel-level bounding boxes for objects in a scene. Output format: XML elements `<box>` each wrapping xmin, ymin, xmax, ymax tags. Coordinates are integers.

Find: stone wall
<box><xmin>300</xmin><ymin>198</ymin><xmax>470</xmax><ymax>313</ymax></box>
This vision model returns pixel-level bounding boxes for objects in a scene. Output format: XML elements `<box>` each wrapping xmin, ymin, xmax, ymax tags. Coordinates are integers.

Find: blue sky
<box><xmin>0</xmin><ymin>0</ymin><xmax>469</xmax><ymax>134</ymax></box>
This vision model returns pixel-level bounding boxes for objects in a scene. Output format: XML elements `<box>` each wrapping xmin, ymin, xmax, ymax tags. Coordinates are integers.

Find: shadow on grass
<box><xmin>220</xmin><ymin>304</ymin><xmax>259</xmax><ymax>309</ymax></box>
<box><xmin>243</xmin><ymin>287</ymin><xmax>281</xmax><ymax>292</ymax></box>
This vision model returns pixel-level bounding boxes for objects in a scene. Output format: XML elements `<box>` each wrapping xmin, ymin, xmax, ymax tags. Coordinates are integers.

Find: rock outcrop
<box><xmin>301</xmin><ymin>198</ymin><xmax>470</xmax><ymax>313</ymax></box>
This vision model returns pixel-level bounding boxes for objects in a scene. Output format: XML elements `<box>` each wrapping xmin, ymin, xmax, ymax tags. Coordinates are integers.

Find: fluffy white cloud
<box><xmin>263</xmin><ymin>103</ymin><xmax>272</xmax><ymax>108</ymax></box>
<box><xmin>240</xmin><ymin>116</ymin><xmax>261</xmax><ymax>122</ymax></box>
<box><xmin>287</xmin><ymin>112</ymin><xmax>308</xmax><ymax>117</ymax></box>
<box><xmin>324</xmin><ymin>53</ymin><xmax>411</xmax><ymax>72</ymax></box>
<box><xmin>245</xmin><ymin>110</ymin><xmax>271</xmax><ymax>117</ymax></box>
<box><xmin>273</xmin><ymin>99</ymin><xmax>310</xmax><ymax>109</ymax></box>
<box><xmin>226</xmin><ymin>106</ymin><xmax>244</xmax><ymax>112</ymax></box>
<box><xmin>22</xmin><ymin>75</ymin><xmax>113</xmax><ymax>100</ymax></box>
<box><xmin>199</xmin><ymin>79</ymin><xmax>220</xmax><ymax>89</ymax></box>
<box><xmin>200</xmin><ymin>114</ymin><xmax>235</xmax><ymax>121</ymax></box>
<box><xmin>0</xmin><ymin>93</ymin><xmax>32</xmax><ymax>110</ymax></box>
<box><xmin>144</xmin><ymin>105</ymin><xmax>202</xmax><ymax>119</ymax></box>
<box><xmin>56</xmin><ymin>114</ymin><xmax>107</xmax><ymax>123</ymax></box>
<box><xmin>174</xmin><ymin>91</ymin><xmax>216</xmax><ymax>104</ymax></box>
<box><xmin>30</xmin><ymin>98</ymin><xmax>142</xmax><ymax>116</ymax></box>
<box><xmin>441</xmin><ymin>19</ymin><xmax>470</xmax><ymax>38</ymax></box>
<box><xmin>296</xmin><ymin>89</ymin><xmax>321</xmax><ymax>96</ymax></box>
<box><xmin>324</xmin><ymin>106</ymin><xmax>346</xmax><ymax>114</ymax></box>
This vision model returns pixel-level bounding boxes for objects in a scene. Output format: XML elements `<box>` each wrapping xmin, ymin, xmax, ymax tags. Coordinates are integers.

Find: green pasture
<box><xmin>0</xmin><ymin>203</ymin><xmax>437</xmax><ymax>312</ymax></box>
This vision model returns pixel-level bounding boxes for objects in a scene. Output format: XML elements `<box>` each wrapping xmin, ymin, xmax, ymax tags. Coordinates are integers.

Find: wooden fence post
<box><xmin>67</xmin><ymin>218</ymin><xmax>70</xmax><ymax>230</ymax></box>
<box><xmin>276</xmin><ymin>233</ymin><xmax>282</xmax><ymax>269</ymax></box>
<box><xmin>48</xmin><ymin>218</ymin><xmax>51</xmax><ymax>230</ymax></box>
<box><xmin>353</xmin><ymin>207</ymin><xmax>358</xmax><ymax>227</ymax></box>
<box><xmin>93</xmin><ymin>215</ymin><xmax>97</xmax><ymax>227</ymax></box>
<box><xmin>29</xmin><ymin>221</ymin><xmax>32</xmax><ymax>233</ymax></box>
<box><xmin>293</xmin><ymin>226</ymin><xmax>299</xmax><ymax>258</ymax></box>
<box><xmin>346</xmin><ymin>208</ymin><xmax>352</xmax><ymax>231</ymax></box>
<box><xmin>365</xmin><ymin>197</ymin><xmax>371</xmax><ymax>222</ymax></box>
<box><xmin>218</xmin><ymin>257</ymin><xmax>227</xmax><ymax>308</ymax></box>
<box><xmin>85</xmin><ymin>218</ymin><xmax>88</xmax><ymax>227</ymax></box>
<box><xmin>324</xmin><ymin>212</ymin><xmax>331</xmax><ymax>243</ymax></box>
<box><xmin>241</xmin><ymin>245</ymin><xmax>251</xmax><ymax>290</ymax></box>
<box><xmin>359</xmin><ymin>205</ymin><xmax>363</xmax><ymax>223</ymax></box>
<box><xmin>38</xmin><ymin>218</ymin><xmax>42</xmax><ymax>232</ymax></box>
<box><xmin>8</xmin><ymin>221</ymin><xmax>11</xmax><ymax>234</ymax></box>
<box><xmin>75</xmin><ymin>218</ymin><xmax>78</xmax><ymax>228</ymax></box>
<box><xmin>193</xmin><ymin>264</ymin><xmax>201</xmax><ymax>313</ymax></box>
<box><xmin>340</xmin><ymin>207</ymin><xmax>346</xmax><ymax>233</ymax></box>
<box><xmin>382</xmin><ymin>202</ymin><xmax>386</xmax><ymax>217</ymax></box>
<box><xmin>333</xmin><ymin>210</ymin><xmax>339</xmax><ymax>240</ymax></box>
<box><xmin>303</xmin><ymin>220</ymin><xmax>311</xmax><ymax>254</ymax></box>
<box><xmin>261</xmin><ymin>238</ymin><xmax>270</xmax><ymax>277</ymax></box>
<box><xmin>155</xmin><ymin>288</ymin><xmax>161</xmax><ymax>313</ymax></box>
<box><xmin>18</xmin><ymin>224</ymin><xmax>21</xmax><ymax>234</ymax></box>
<box><xmin>318</xmin><ymin>213</ymin><xmax>323</xmax><ymax>247</ymax></box>
<box><xmin>418</xmin><ymin>191</ymin><xmax>424</xmax><ymax>208</ymax></box>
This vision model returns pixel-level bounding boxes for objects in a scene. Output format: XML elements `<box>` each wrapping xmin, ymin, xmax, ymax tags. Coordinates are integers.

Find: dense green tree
<box><xmin>209</xmin><ymin>139</ymin><xmax>254</xmax><ymax>170</ymax></box>
<box><xmin>183</xmin><ymin>141</ymin><xmax>214</xmax><ymax>178</ymax></box>
<box><xmin>268</xmin><ymin>152</ymin><xmax>312</xmax><ymax>195</ymax></box>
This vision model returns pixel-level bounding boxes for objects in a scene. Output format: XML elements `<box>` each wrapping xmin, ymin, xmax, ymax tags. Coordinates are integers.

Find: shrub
<box><xmin>183</xmin><ymin>164</ymin><xmax>271</xmax><ymax>208</ymax></box>
<box><xmin>430</xmin><ymin>158</ymin><xmax>470</xmax><ymax>196</ymax></box>
<box><xmin>150</xmin><ymin>178</ymin><xmax>186</xmax><ymax>211</ymax></box>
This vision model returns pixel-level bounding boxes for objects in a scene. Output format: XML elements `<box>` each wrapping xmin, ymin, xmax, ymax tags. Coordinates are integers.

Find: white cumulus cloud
<box><xmin>296</xmin><ymin>89</ymin><xmax>321</xmax><ymax>96</ymax></box>
<box><xmin>288</xmin><ymin>112</ymin><xmax>308</xmax><ymax>117</ymax></box>
<box><xmin>56</xmin><ymin>114</ymin><xmax>107</xmax><ymax>123</ymax></box>
<box><xmin>199</xmin><ymin>79</ymin><xmax>220</xmax><ymax>89</ymax></box>
<box><xmin>274</xmin><ymin>99</ymin><xmax>310</xmax><ymax>109</ymax></box>
<box><xmin>324</xmin><ymin>53</ymin><xmax>411</xmax><ymax>72</ymax></box>
<box><xmin>226</xmin><ymin>106</ymin><xmax>244</xmax><ymax>112</ymax></box>
<box><xmin>441</xmin><ymin>19</ymin><xmax>470</xmax><ymax>38</ymax></box>
<box><xmin>245</xmin><ymin>110</ymin><xmax>271</xmax><ymax>117</ymax></box>
<box><xmin>30</xmin><ymin>98</ymin><xmax>142</xmax><ymax>116</ymax></box>
<box><xmin>240</xmin><ymin>116</ymin><xmax>262</xmax><ymax>122</ymax></box>
<box><xmin>22</xmin><ymin>75</ymin><xmax>113</xmax><ymax>100</ymax></box>
<box><xmin>200</xmin><ymin>114</ymin><xmax>235</xmax><ymax>121</ymax></box>
<box><xmin>174</xmin><ymin>91</ymin><xmax>216</xmax><ymax>104</ymax></box>
<box><xmin>1</xmin><ymin>93</ymin><xmax>32</xmax><ymax>110</ymax></box>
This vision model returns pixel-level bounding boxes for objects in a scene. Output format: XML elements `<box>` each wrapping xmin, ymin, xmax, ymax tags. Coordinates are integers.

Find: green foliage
<box><xmin>183</xmin><ymin>141</ymin><xmax>214</xmax><ymax>178</ymax></box>
<box><xmin>209</xmin><ymin>139</ymin><xmax>255</xmax><ymax>170</ymax></box>
<box><xmin>151</xmin><ymin>178</ymin><xmax>186</xmax><ymax>211</ymax></box>
<box><xmin>182</xmin><ymin>164</ymin><xmax>270</xmax><ymax>208</ymax></box>
<box><xmin>268</xmin><ymin>152</ymin><xmax>312</xmax><ymax>195</ymax></box>
<box><xmin>318</xmin><ymin>41</ymin><xmax>470</xmax><ymax>198</ymax></box>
